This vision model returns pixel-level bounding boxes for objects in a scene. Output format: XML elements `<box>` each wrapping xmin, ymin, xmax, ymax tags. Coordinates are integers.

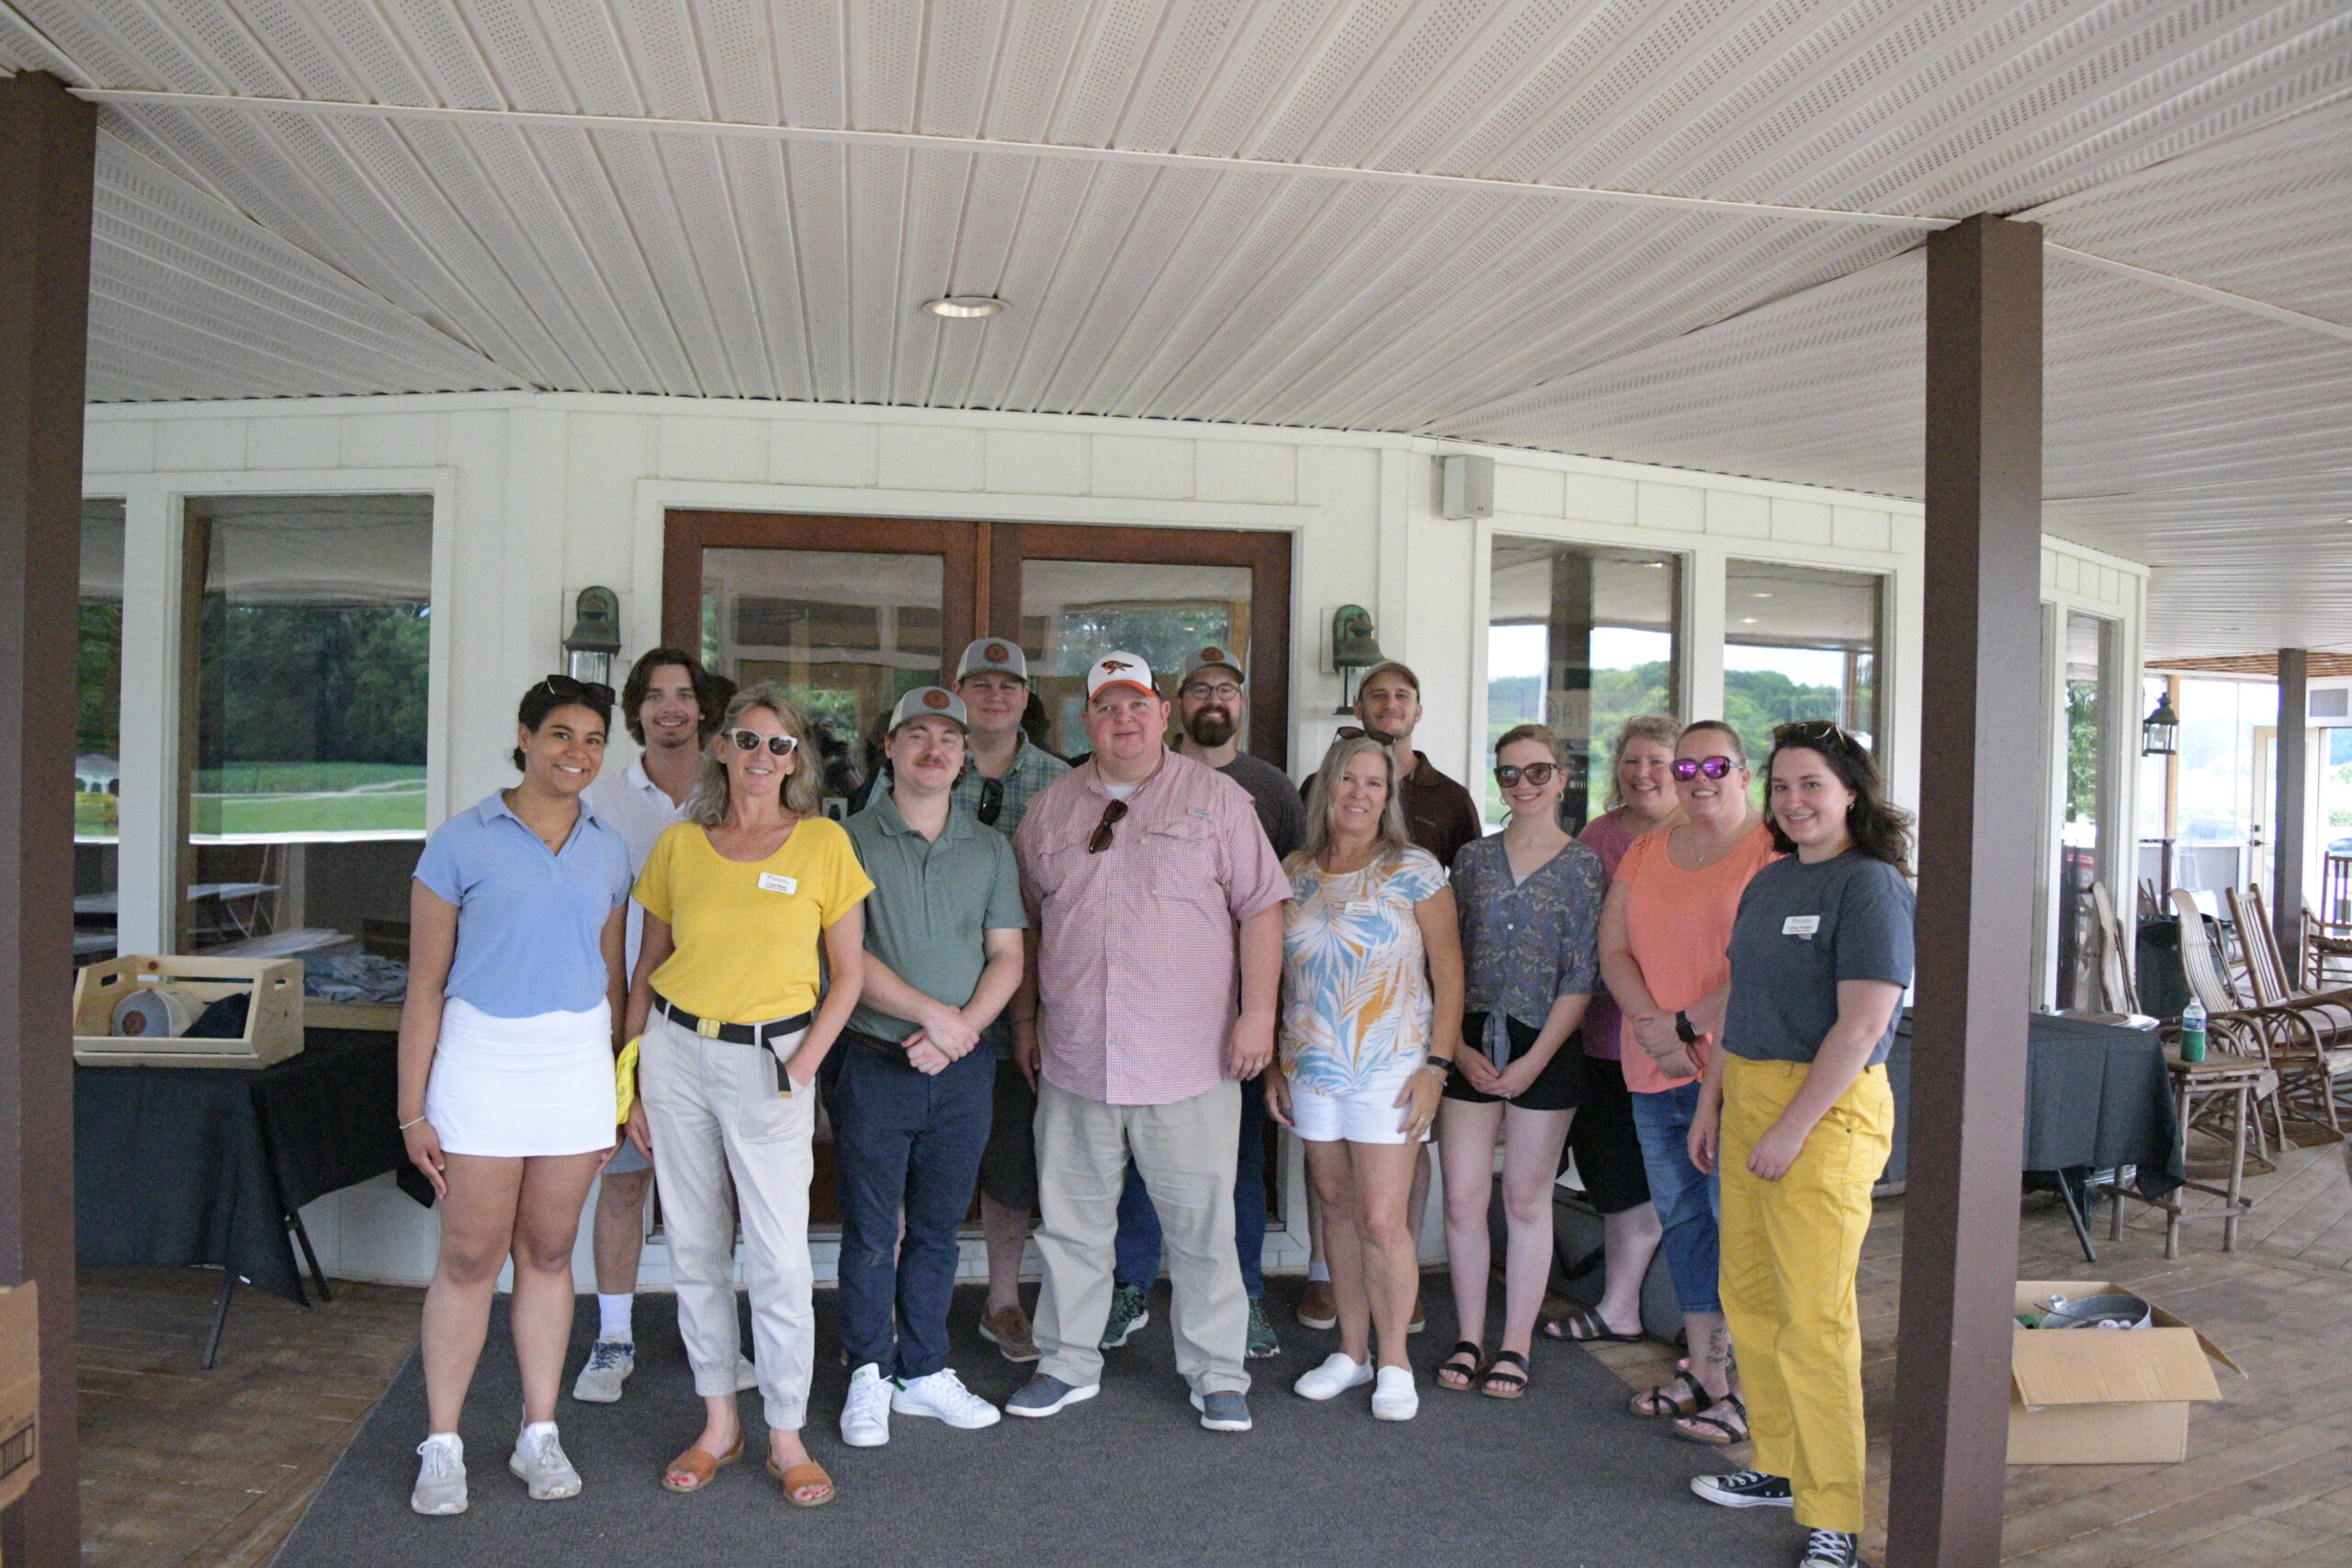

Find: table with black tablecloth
<box><xmin>1885</xmin><ymin>1010</ymin><xmax>2183</xmax><ymax>1260</ymax></box>
<box><xmin>75</xmin><ymin>1027</ymin><xmax>429</xmax><ymax>1363</ymax></box>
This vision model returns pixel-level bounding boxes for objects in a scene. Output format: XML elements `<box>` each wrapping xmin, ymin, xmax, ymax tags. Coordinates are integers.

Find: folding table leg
<box><xmin>2054</xmin><ymin>1168</ymin><xmax>2098</xmax><ymax>1263</ymax></box>
<box><xmin>202</xmin><ymin>1271</ymin><xmax>234</xmax><ymax>1371</ymax></box>
<box><xmin>288</xmin><ymin>1210</ymin><xmax>332</xmax><ymax>1305</ymax></box>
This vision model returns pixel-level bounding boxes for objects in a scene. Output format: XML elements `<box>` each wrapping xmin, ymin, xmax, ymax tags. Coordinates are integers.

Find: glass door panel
<box><xmin>1016</xmin><ymin>559</ymin><xmax>1254</xmax><ymax>760</ymax></box>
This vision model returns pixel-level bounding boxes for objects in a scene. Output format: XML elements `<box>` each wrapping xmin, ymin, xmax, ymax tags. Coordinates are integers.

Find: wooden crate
<box><xmin>73</xmin><ymin>954</ymin><xmax>305</xmax><ymax>1069</ymax></box>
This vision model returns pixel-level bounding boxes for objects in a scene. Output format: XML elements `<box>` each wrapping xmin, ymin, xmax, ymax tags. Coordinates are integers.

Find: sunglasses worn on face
<box><xmin>977</xmin><ymin>774</ymin><xmax>1005</xmax><ymax>828</ymax></box>
<box><xmin>1494</xmin><ymin>762</ymin><xmax>1559</xmax><ymax>787</ymax></box>
<box><xmin>1087</xmin><ymin>798</ymin><xmax>1129</xmax><ymax>854</ymax></box>
<box><xmin>1671</xmin><ymin>756</ymin><xmax>1738</xmax><ymax>781</ymax></box>
<box><xmin>727</xmin><ymin>728</ymin><xmax>800</xmax><ymax>757</ymax></box>
<box><xmin>538</xmin><ymin>673</ymin><xmax>615</xmax><ymax>706</ymax></box>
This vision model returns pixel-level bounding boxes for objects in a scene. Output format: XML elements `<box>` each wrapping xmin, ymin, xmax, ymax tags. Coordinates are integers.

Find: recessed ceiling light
<box><xmin>1750</xmin><ymin>592</ymin><xmax>1773</xmax><ymax>599</ymax></box>
<box><xmin>1741</xmin><ymin>616</ymin><xmax>1758</xmax><ymax>625</ymax></box>
<box><xmin>925</xmin><ymin>296</ymin><xmax>1004</xmax><ymax>319</ymax></box>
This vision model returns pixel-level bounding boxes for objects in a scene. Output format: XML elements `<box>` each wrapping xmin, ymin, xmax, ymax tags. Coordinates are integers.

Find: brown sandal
<box><xmin>1629</xmin><ymin>1369</ymin><xmax>1708</xmax><ymax>1418</ymax></box>
<box><xmin>660</xmin><ymin>1435</ymin><xmax>744</xmax><ymax>1494</ymax></box>
<box><xmin>767</xmin><ymin>1457</ymin><xmax>835</xmax><ymax>1507</ymax></box>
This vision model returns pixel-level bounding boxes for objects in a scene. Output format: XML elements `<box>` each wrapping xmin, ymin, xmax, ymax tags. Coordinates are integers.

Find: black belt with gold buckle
<box><xmin>655</xmin><ymin>994</ymin><xmax>812</xmax><ymax>1046</ymax></box>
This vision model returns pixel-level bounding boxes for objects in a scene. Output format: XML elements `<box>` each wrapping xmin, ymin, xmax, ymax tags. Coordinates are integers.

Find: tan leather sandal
<box><xmin>767</xmin><ymin>1457</ymin><xmax>835</xmax><ymax>1507</ymax></box>
<box><xmin>660</xmin><ymin>1435</ymin><xmax>744</xmax><ymax>1494</ymax></box>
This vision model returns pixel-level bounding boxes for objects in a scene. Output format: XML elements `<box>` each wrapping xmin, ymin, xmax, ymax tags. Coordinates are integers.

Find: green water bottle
<box><xmin>2180</xmin><ymin>997</ymin><xmax>2208</xmax><ymax>1063</ymax></box>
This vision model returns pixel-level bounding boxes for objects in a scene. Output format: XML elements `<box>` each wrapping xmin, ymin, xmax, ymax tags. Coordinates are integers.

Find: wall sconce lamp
<box><xmin>2141</xmin><ymin>690</ymin><xmax>2179</xmax><ymax>757</ymax></box>
<box><xmin>1330</xmin><ymin>604</ymin><xmax>1385</xmax><ymax>715</ymax></box>
<box><xmin>563</xmin><ymin>587</ymin><xmax>622</xmax><ymax>689</ymax></box>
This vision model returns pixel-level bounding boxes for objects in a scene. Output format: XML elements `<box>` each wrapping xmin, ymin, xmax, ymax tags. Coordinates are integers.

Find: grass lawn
<box><xmin>191</xmin><ymin>765</ymin><xmax>426</xmax><ymax>835</ymax></box>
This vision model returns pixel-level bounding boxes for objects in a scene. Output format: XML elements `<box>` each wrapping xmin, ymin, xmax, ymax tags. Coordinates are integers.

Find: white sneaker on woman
<box><xmin>1372</xmin><ymin>1365</ymin><xmax>1419</xmax><ymax>1421</ymax></box>
<box><xmin>410</xmin><ymin>1433</ymin><xmax>467</xmax><ymax>1516</ymax></box>
<box><xmin>842</xmin><ymin>1362</ymin><xmax>893</xmax><ymax>1447</ymax></box>
<box><xmin>892</xmin><ymin>1368</ymin><xmax>1002</xmax><ymax>1429</ymax></box>
<box><xmin>507</xmin><ymin>1422</ymin><xmax>581</xmax><ymax>1500</ymax></box>
<box><xmin>1293</xmin><ymin>1352</ymin><xmax>1374</xmax><ymax>1401</ymax></box>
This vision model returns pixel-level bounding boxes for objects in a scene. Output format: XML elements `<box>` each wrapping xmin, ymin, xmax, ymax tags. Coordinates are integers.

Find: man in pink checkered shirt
<box><xmin>1000</xmin><ymin>651</ymin><xmax>1288</xmax><ymax>1432</ymax></box>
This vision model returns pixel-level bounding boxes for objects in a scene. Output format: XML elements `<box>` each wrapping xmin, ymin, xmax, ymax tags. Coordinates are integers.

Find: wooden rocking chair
<box><xmin>2223</xmin><ymin>885</ymin><xmax>2352</xmax><ymax>1133</ymax></box>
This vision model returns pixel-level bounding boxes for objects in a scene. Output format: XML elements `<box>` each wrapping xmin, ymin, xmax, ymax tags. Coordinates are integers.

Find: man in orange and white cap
<box><xmin>948</xmin><ymin>637</ymin><xmax>1071</xmax><ymax>1365</ymax></box>
<box><xmin>1001</xmin><ymin>652</ymin><xmax>1290</xmax><ymax>1433</ymax></box>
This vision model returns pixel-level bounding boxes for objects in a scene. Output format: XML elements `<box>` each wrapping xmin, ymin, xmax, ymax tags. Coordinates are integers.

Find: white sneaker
<box><xmin>410</xmin><ymin>1433</ymin><xmax>467</xmax><ymax>1516</ymax></box>
<box><xmin>891</xmin><ymin>1368</ymin><xmax>1003</xmax><ymax>1430</ymax></box>
<box><xmin>735</xmin><ymin>1353</ymin><xmax>760</xmax><ymax>1392</ymax></box>
<box><xmin>571</xmin><ymin>1338</ymin><xmax>634</xmax><ymax>1404</ymax></box>
<box><xmin>841</xmin><ymin>1362</ymin><xmax>892</xmax><ymax>1448</ymax></box>
<box><xmin>1293</xmin><ymin>1352</ymin><xmax>1374</xmax><ymax>1402</ymax></box>
<box><xmin>507</xmin><ymin>1422</ymin><xmax>581</xmax><ymax>1501</ymax></box>
<box><xmin>1372</xmin><ymin>1364</ymin><xmax>1419</xmax><ymax>1421</ymax></box>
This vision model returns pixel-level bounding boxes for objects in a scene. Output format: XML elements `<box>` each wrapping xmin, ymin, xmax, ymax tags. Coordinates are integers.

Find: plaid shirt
<box><xmin>953</xmin><ymin>737</ymin><xmax>1070</xmax><ymax>841</ymax></box>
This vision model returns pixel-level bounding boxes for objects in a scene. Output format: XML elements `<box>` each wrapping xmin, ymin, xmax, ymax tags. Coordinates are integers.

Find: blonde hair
<box><xmin>1602</xmin><ymin>715</ymin><xmax>1681</xmax><ymax>811</ymax></box>
<box><xmin>685</xmin><ymin>682</ymin><xmax>824</xmax><ymax>824</ymax></box>
<box><xmin>1296</xmin><ymin>734</ymin><xmax>1414</xmax><ymax>869</ymax></box>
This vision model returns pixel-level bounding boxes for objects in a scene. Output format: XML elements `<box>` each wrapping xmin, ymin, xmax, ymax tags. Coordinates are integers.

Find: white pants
<box><xmin>638</xmin><ymin>1009</ymin><xmax>816</xmax><ymax>1433</ymax></box>
<box><xmin>424</xmin><ymin>998</ymin><xmax>616</xmax><ymax>1157</ymax></box>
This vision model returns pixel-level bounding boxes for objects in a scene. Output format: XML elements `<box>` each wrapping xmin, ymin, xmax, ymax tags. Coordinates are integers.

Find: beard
<box><xmin>1185</xmin><ymin>707</ymin><xmax>1237</xmax><ymax>747</ymax></box>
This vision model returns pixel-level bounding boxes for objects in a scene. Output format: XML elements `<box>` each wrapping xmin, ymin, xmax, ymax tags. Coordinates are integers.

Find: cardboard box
<box><xmin>0</xmin><ymin>1281</ymin><xmax>39</xmax><ymax>1514</ymax></box>
<box><xmin>2008</xmin><ymin>1280</ymin><xmax>2239</xmax><ymax>1464</ymax></box>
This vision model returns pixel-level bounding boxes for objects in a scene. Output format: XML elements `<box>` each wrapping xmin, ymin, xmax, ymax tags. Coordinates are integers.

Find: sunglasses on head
<box><xmin>1670</xmin><ymin>756</ymin><xmax>1739</xmax><ymax>782</ymax></box>
<box><xmin>726</xmin><ymin>728</ymin><xmax>800</xmax><ymax>757</ymax></box>
<box><xmin>1773</xmin><ymin>718</ymin><xmax>1857</xmax><ymax>751</ymax></box>
<box><xmin>537</xmin><ymin>673</ymin><xmax>615</xmax><ymax>706</ymax></box>
<box><xmin>1087</xmin><ymin>798</ymin><xmax>1129</xmax><ymax>854</ymax></box>
<box><xmin>1336</xmin><ymin>725</ymin><xmax>1397</xmax><ymax>744</ymax></box>
<box><xmin>1493</xmin><ymin>762</ymin><xmax>1559</xmax><ymax>787</ymax></box>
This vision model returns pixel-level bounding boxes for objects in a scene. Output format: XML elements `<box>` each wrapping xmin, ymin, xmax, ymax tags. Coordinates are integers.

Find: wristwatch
<box><xmin>1673</xmin><ymin>1011</ymin><xmax>1700</xmax><ymax>1045</ymax></box>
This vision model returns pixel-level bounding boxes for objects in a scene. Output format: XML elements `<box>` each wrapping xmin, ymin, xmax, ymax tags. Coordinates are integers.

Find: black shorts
<box><xmin>1444</xmin><ymin>1012</ymin><xmax>1589</xmax><ymax>1111</ymax></box>
<box><xmin>1564</xmin><ymin>1055</ymin><xmax>1651</xmax><ymax>1214</ymax></box>
<box><xmin>976</xmin><ymin>1058</ymin><xmax>1039</xmax><ymax>1212</ymax></box>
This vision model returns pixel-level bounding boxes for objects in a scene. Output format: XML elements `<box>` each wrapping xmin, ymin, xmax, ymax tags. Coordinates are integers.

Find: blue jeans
<box><xmin>1629</xmin><ymin>1080</ymin><xmax>1722</xmax><ymax>1315</ymax></box>
<box><xmin>831</xmin><ymin>1038</ymin><xmax>994</xmax><ymax>1380</ymax></box>
<box><xmin>1114</xmin><ymin>1077</ymin><xmax>1267</xmax><ymax>1298</ymax></box>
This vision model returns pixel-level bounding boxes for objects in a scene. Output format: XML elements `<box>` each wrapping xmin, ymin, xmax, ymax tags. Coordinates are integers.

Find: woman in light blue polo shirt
<box><xmin>398</xmin><ymin>677</ymin><xmax>634</xmax><ymax>1518</ymax></box>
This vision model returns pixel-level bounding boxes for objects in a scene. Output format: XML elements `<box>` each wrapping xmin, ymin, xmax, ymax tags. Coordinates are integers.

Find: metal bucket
<box><xmin>2041</xmin><ymin>1292</ymin><xmax>2153</xmax><ymax>1330</ymax></box>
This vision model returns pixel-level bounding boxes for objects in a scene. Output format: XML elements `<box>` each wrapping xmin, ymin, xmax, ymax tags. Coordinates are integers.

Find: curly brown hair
<box><xmin>1762</xmin><ymin>720</ymin><xmax>1913</xmax><ymax>874</ymax></box>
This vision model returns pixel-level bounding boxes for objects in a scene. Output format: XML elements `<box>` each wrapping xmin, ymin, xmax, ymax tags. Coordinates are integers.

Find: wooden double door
<box><xmin>663</xmin><ymin>513</ymin><xmax>1293</xmax><ymax>780</ymax></box>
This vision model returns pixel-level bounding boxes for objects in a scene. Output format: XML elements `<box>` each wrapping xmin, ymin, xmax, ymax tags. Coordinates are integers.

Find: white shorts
<box><xmin>1289</xmin><ymin>1060</ymin><xmax>1430</xmax><ymax>1145</ymax></box>
<box><xmin>424</xmin><ymin>997</ymin><xmax>617</xmax><ymax>1158</ymax></box>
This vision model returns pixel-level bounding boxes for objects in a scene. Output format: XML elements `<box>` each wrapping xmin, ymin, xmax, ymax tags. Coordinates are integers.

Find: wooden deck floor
<box><xmin>78</xmin><ymin>1139</ymin><xmax>2352</xmax><ymax>1566</ymax></box>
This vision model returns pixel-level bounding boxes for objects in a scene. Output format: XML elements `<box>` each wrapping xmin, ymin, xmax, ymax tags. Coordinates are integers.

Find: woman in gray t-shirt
<box><xmin>1684</xmin><ymin>721</ymin><xmax>1914</xmax><ymax>1568</ymax></box>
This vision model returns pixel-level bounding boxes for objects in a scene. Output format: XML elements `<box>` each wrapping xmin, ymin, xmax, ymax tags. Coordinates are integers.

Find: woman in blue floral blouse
<box><xmin>1436</xmin><ymin>724</ymin><xmax>1605</xmax><ymax>1399</ymax></box>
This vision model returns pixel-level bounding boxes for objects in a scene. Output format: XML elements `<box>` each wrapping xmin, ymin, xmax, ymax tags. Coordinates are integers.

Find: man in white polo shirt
<box><xmin>569</xmin><ymin>647</ymin><xmax>739</xmax><ymax>1404</ymax></box>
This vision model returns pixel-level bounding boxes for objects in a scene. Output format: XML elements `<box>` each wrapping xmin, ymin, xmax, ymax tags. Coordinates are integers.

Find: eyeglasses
<box><xmin>1670</xmin><ymin>756</ymin><xmax>1739</xmax><ymax>782</ymax></box>
<box><xmin>1181</xmin><ymin>682</ymin><xmax>1243</xmax><ymax>703</ymax></box>
<box><xmin>537</xmin><ymin>673</ymin><xmax>615</xmax><ymax>706</ymax></box>
<box><xmin>727</xmin><ymin>728</ymin><xmax>800</xmax><ymax>757</ymax></box>
<box><xmin>1087</xmin><ymin>799</ymin><xmax>1129</xmax><ymax>854</ymax></box>
<box><xmin>1493</xmin><ymin>762</ymin><xmax>1559</xmax><ymax>787</ymax></box>
<box><xmin>977</xmin><ymin>774</ymin><xmax>1005</xmax><ymax>828</ymax></box>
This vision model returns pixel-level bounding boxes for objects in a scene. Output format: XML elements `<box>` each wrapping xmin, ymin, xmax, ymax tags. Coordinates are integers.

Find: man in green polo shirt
<box><xmin>834</xmin><ymin>687</ymin><xmax>1028</xmax><ymax>1449</ymax></box>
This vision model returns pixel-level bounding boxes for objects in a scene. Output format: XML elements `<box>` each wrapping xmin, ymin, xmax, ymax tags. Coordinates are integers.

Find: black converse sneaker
<box><xmin>1690</xmin><ymin>1469</ymin><xmax>1796</xmax><ymax>1508</ymax></box>
<box><xmin>1800</xmin><ymin>1529</ymin><xmax>1860</xmax><ymax>1567</ymax></box>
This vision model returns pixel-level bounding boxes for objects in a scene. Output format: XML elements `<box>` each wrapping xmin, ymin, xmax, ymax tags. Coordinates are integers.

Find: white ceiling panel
<box><xmin>2</xmin><ymin>0</ymin><xmax>2346</xmax><ymax>658</ymax></box>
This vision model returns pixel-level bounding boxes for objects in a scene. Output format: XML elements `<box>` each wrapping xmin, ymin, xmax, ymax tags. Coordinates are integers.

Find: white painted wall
<box><xmin>81</xmin><ymin>391</ymin><xmax>2141</xmax><ymax>1287</ymax></box>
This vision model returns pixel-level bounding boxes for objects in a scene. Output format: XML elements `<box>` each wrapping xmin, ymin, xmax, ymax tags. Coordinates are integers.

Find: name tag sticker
<box><xmin>1189</xmin><ymin>807</ymin><xmax>1214</xmax><ymax>819</ymax></box>
<box><xmin>1344</xmin><ymin>898</ymin><xmax>1378</xmax><ymax>916</ymax></box>
<box><xmin>757</xmin><ymin>873</ymin><xmax>798</xmax><ymax>896</ymax></box>
<box><xmin>1782</xmin><ymin>914</ymin><xmax>1821</xmax><ymax>937</ymax></box>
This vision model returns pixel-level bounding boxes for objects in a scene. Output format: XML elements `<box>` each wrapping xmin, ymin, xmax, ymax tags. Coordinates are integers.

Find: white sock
<box><xmin>597</xmin><ymin>1293</ymin><xmax>634</xmax><ymax>1343</ymax></box>
<box><xmin>424</xmin><ymin>1430</ymin><xmax>461</xmax><ymax>1452</ymax></box>
<box><xmin>1306</xmin><ymin>1262</ymin><xmax>1331</xmax><ymax>1284</ymax></box>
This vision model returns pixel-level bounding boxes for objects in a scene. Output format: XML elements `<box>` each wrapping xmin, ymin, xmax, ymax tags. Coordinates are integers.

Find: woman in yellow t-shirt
<box><xmin>624</xmin><ymin>682</ymin><xmax>871</xmax><ymax>1507</ymax></box>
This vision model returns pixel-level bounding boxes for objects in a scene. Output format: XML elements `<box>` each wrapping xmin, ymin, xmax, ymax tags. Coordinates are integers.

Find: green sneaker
<box><xmin>1100</xmin><ymin>1284</ymin><xmax>1150</xmax><ymax>1348</ymax></box>
<box><xmin>1245</xmin><ymin>1295</ymin><xmax>1280</xmax><ymax>1359</ymax></box>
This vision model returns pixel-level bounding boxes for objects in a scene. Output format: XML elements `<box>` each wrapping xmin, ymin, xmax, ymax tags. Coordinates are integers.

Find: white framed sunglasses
<box><xmin>726</xmin><ymin>728</ymin><xmax>800</xmax><ymax>757</ymax></box>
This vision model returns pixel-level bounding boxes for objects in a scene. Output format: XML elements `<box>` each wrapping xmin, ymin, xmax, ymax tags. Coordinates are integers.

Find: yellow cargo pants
<box><xmin>1717</xmin><ymin>1053</ymin><xmax>1894</xmax><ymax>1535</ymax></box>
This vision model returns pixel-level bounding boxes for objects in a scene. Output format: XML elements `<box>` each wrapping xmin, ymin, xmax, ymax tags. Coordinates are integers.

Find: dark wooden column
<box><xmin>0</xmin><ymin>71</ymin><xmax>95</xmax><ymax>1568</ymax></box>
<box><xmin>1885</xmin><ymin>213</ymin><xmax>2043</xmax><ymax>1568</ymax></box>
<box><xmin>2275</xmin><ymin>649</ymin><xmax>2308</xmax><ymax>964</ymax></box>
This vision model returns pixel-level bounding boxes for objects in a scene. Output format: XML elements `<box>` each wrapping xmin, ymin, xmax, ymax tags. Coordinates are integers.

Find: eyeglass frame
<box><xmin>1493</xmin><ymin>762</ymin><xmax>1561</xmax><ymax>788</ymax></box>
<box><xmin>1087</xmin><ymin>798</ymin><xmax>1129</xmax><ymax>854</ymax></box>
<box><xmin>537</xmin><ymin>673</ymin><xmax>615</xmax><ymax>706</ymax></box>
<box><xmin>1669</xmin><ymin>755</ymin><xmax>1740</xmax><ymax>782</ymax></box>
<box><xmin>1179</xmin><ymin>680</ymin><xmax>1244</xmax><ymax>703</ymax></box>
<box><xmin>725</xmin><ymin>728</ymin><xmax>801</xmax><ymax>758</ymax></box>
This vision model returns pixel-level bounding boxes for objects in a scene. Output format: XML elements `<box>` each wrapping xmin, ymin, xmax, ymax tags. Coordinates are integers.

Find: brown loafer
<box><xmin>768</xmin><ymin>1457</ymin><xmax>835</xmax><ymax>1507</ymax></box>
<box><xmin>978</xmin><ymin>1303</ymin><xmax>1040</xmax><ymax>1363</ymax></box>
<box><xmin>660</xmin><ymin>1435</ymin><xmax>744</xmax><ymax>1494</ymax></box>
<box><xmin>1297</xmin><ymin>1280</ymin><xmax>1338</xmax><ymax>1330</ymax></box>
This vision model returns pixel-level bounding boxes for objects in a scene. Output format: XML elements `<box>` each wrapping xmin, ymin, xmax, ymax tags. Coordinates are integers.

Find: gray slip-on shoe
<box><xmin>1189</xmin><ymin>1390</ymin><xmax>1253</xmax><ymax>1432</ymax></box>
<box><xmin>1003</xmin><ymin>1372</ymin><xmax>1100</xmax><ymax>1418</ymax></box>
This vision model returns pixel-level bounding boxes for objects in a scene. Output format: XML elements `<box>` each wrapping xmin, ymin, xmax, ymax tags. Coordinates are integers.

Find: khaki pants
<box><xmin>1718</xmin><ymin>1053</ymin><xmax>1894</xmax><ymax>1536</ymax></box>
<box><xmin>639</xmin><ymin>1009</ymin><xmax>817</xmax><ymax>1433</ymax></box>
<box><xmin>1032</xmin><ymin>1077</ymin><xmax>1250</xmax><ymax>1396</ymax></box>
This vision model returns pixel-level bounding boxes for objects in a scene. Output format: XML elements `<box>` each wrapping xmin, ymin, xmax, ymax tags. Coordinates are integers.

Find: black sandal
<box><xmin>1629</xmin><ymin>1369</ymin><xmax>1708</xmax><ymax>1418</ymax></box>
<box><xmin>1435</xmin><ymin>1340</ymin><xmax>1485</xmax><ymax>1391</ymax></box>
<box><xmin>1672</xmin><ymin>1393</ymin><xmax>1749</xmax><ymax>1446</ymax></box>
<box><xmin>1478</xmin><ymin>1349</ymin><xmax>1530</xmax><ymax>1400</ymax></box>
<box><xmin>1542</xmin><ymin>1306</ymin><xmax>1644</xmax><ymax>1344</ymax></box>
